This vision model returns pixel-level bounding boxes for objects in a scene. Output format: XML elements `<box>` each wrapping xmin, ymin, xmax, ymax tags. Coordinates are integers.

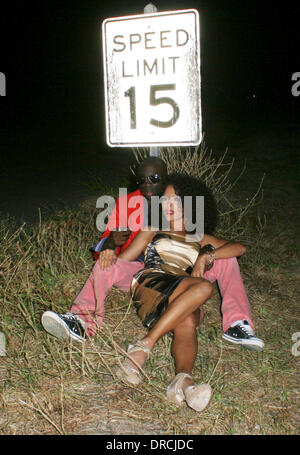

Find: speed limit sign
<box><xmin>102</xmin><ymin>9</ymin><xmax>201</xmax><ymax>147</ymax></box>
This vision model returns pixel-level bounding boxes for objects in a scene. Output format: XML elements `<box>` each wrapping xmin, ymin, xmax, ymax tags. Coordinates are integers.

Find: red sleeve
<box><xmin>92</xmin><ymin>198</ymin><xmax>119</xmax><ymax>260</ymax></box>
<box><xmin>93</xmin><ymin>189</ymin><xmax>143</xmax><ymax>259</ymax></box>
<box><xmin>100</xmin><ymin>201</ymin><xmax>119</xmax><ymax>240</ymax></box>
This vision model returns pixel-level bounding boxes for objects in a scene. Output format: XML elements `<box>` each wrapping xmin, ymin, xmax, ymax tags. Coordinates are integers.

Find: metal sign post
<box><xmin>102</xmin><ymin>5</ymin><xmax>201</xmax><ymax>150</ymax></box>
<box><xmin>144</xmin><ymin>3</ymin><xmax>160</xmax><ymax>157</ymax></box>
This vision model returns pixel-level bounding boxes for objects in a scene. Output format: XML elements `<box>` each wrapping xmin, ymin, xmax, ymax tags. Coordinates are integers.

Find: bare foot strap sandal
<box><xmin>116</xmin><ymin>340</ymin><xmax>151</xmax><ymax>386</ymax></box>
<box><xmin>167</xmin><ymin>372</ymin><xmax>212</xmax><ymax>412</ymax></box>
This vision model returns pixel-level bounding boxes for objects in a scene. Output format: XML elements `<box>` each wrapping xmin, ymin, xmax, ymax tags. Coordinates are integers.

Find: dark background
<box><xmin>0</xmin><ymin>0</ymin><xmax>299</xmax><ymax>222</ymax></box>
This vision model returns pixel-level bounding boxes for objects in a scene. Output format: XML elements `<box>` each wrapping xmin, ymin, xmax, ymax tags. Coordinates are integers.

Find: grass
<box><xmin>0</xmin><ymin>143</ymin><xmax>299</xmax><ymax>435</ymax></box>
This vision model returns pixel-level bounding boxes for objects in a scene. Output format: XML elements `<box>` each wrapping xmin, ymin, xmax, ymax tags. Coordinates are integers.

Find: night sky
<box><xmin>0</xmin><ymin>0</ymin><xmax>299</xmax><ymax>221</ymax></box>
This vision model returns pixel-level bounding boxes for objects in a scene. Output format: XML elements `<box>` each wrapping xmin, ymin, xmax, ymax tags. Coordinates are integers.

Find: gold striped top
<box><xmin>144</xmin><ymin>232</ymin><xmax>201</xmax><ymax>272</ymax></box>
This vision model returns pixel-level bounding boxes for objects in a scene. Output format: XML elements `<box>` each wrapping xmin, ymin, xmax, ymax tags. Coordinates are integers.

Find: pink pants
<box><xmin>71</xmin><ymin>258</ymin><xmax>253</xmax><ymax>336</ymax></box>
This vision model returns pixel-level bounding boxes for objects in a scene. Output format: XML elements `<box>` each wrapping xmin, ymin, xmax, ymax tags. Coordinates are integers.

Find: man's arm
<box><xmin>93</xmin><ymin>195</ymin><xmax>132</xmax><ymax>268</ymax></box>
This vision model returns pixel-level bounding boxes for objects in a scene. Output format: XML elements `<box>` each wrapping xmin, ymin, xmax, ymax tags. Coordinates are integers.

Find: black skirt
<box><xmin>131</xmin><ymin>264</ymin><xmax>190</xmax><ymax>330</ymax></box>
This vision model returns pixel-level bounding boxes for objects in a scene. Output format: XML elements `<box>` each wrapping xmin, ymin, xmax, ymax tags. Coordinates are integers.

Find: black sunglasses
<box><xmin>136</xmin><ymin>173</ymin><xmax>161</xmax><ymax>185</ymax></box>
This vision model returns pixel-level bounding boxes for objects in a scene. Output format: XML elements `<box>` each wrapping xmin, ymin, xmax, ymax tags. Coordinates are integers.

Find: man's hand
<box><xmin>98</xmin><ymin>249</ymin><xmax>117</xmax><ymax>271</ymax></box>
<box><xmin>98</xmin><ymin>229</ymin><xmax>131</xmax><ymax>270</ymax></box>
<box><xmin>103</xmin><ymin>229</ymin><xmax>132</xmax><ymax>251</ymax></box>
<box><xmin>110</xmin><ymin>229</ymin><xmax>131</xmax><ymax>247</ymax></box>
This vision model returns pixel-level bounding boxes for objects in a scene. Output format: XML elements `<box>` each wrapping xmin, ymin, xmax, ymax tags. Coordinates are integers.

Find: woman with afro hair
<box><xmin>116</xmin><ymin>172</ymin><xmax>262</xmax><ymax>412</ymax></box>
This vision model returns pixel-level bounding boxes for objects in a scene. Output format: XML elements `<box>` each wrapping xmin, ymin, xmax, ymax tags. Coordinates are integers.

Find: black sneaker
<box><xmin>222</xmin><ymin>319</ymin><xmax>264</xmax><ymax>352</ymax></box>
<box><xmin>41</xmin><ymin>311</ymin><xmax>87</xmax><ymax>343</ymax></box>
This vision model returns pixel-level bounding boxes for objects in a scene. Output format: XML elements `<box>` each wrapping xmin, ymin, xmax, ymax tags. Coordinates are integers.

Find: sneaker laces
<box><xmin>235</xmin><ymin>320</ymin><xmax>254</xmax><ymax>337</ymax></box>
<box><xmin>62</xmin><ymin>312</ymin><xmax>79</xmax><ymax>321</ymax></box>
<box><xmin>62</xmin><ymin>313</ymin><xmax>86</xmax><ymax>328</ymax></box>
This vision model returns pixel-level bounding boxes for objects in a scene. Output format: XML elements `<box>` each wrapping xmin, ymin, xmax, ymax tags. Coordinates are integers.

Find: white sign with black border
<box><xmin>102</xmin><ymin>9</ymin><xmax>201</xmax><ymax>147</ymax></box>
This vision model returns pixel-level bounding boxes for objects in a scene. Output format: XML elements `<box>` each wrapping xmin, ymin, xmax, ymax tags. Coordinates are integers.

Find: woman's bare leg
<box><xmin>126</xmin><ymin>278</ymin><xmax>212</xmax><ymax>370</ymax></box>
<box><xmin>166</xmin><ymin>309</ymin><xmax>213</xmax><ymax>412</ymax></box>
<box><xmin>171</xmin><ymin>310</ymin><xmax>200</xmax><ymax>387</ymax></box>
<box><xmin>145</xmin><ymin>278</ymin><xmax>212</xmax><ymax>348</ymax></box>
<box><xmin>121</xmin><ymin>278</ymin><xmax>213</xmax><ymax>411</ymax></box>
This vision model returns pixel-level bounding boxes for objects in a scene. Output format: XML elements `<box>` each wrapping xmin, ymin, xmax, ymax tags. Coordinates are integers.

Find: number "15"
<box><xmin>124</xmin><ymin>84</ymin><xmax>180</xmax><ymax>129</ymax></box>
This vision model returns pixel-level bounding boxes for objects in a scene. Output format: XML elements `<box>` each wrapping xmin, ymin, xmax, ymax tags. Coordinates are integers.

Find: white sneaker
<box><xmin>41</xmin><ymin>311</ymin><xmax>87</xmax><ymax>343</ymax></box>
<box><xmin>222</xmin><ymin>319</ymin><xmax>264</xmax><ymax>352</ymax></box>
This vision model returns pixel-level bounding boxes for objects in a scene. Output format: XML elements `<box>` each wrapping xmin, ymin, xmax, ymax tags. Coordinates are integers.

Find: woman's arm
<box><xmin>201</xmin><ymin>234</ymin><xmax>246</xmax><ymax>259</ymax></box>
<box><xmin>118</xmin><ymin>229</ymin><xmax>154</xmax><ymax>262</ymax></box>
<box><xmin>192</xmin><ymin>234</ymin><xmax>246</xmax><ymax>277</ymax></box>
